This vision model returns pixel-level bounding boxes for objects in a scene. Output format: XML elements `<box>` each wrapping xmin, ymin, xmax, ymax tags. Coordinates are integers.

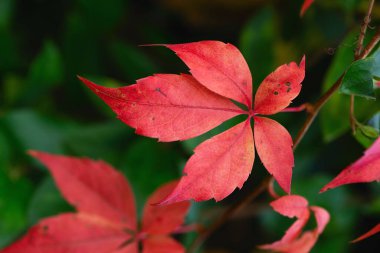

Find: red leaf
<box><xmin>270</xmin><ymin>195</ymin><xmax>309</xmax><ymax>218</ymax></box>
<box><xmin>142</xmin><ymin>181</ymin><xmax>190</xmax><ymax>234</ymax></box>
<box><xmin>142</xmin><ymin>236</ymin><xmax>184</xmax><ymax>253</ymax></box>
<box><xmin>164</xmin><ymin>41</ymin><xmax>253</xmax><ymax>107</ymax></box>
<box><xmin>29</xmin><ymin>151</ymin><xmax>137</xmax><ymax>230</ymax></box>
<box><xmin>79</xmin><ymin>74</ymin><xmax>243</xmax><ymax>141</ymax></box>
<box><xmin>310</xmin><ymin>206</ymin><xmax>330</xmax><ymax>235</ymax></box>
<box><xmin>3</xmin><ymin>152</ymin><xmax>191</xmax><ymax>252</ymax></box>
<box><xmin>352</xmin><ymin>223</ymin><xmax>380</xmax><ymax>242</ymax></box>
<box><xmin>81</xmin><ymin>41</ymin><xmax>305</xmax><ymax>202</ymax></box>
<box><xmin>254</xmin><ymin>57</ymin><xmax>305</xmax><ymax>115</ymax></box>
<box><xmin>300</xmin><ymin>0</ymin><xmax>314</xmax><ymax>17</ymax></box>
<box><xmin>254</xmin><ymin>117</ymin><xmax>294</xmax><ymax>193</ymax></box>
<box><xmin>1</xmin><ymin>214</ymin><xmax>137</xmax><ymax>253</ymax></box>
<box><xmin>159</xmin><ymin>120</ymin><xmax>254</xmax><ymax>203</ymax></box>
<box><xmin>320</xmin><ymin>138</ymin><xmax>380</xmax><ymax>192</ymax></box>
<box><xmin>260</xmin><ymin>195</ymin><xmax>330</xmax><ymax>253</ymax></box>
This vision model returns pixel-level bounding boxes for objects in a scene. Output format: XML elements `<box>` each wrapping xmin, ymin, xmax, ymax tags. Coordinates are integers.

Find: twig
<box><xmin>359</xmin><ymin>28</ymin><xmax>380</xmax><ymax>58</ymax></box>
<box><xmin>187</xmin><ymin>176</ymin><xmax>271</xmax><ymax>253</ymax></box>
<box><xmin>294</xmin><ymin>27</ymin><xmax>380</xmax><ymax>149</ymax></box>
<box><xmin>350</xmin><ymin>95</ymin><xmax>358</xmax><ymax>134</ymax></box>
<box><xmin>350</xmin><ymin>0</ymin><xmax>375</xmax><ymax>133</ymax></box>
<box><xmin>280</xmin><ymin>103</ymin><xmax>312</xmax><ymax>113</ymax></box>
<box><xmin>293</xmin><ymin>75</ymin><xmax>344</xmax><ymax>149</ymax></box>
<box><xmin>355</xmin><ymin>0</ymin><xmax>375</xmax><ymax>59</ymax></box>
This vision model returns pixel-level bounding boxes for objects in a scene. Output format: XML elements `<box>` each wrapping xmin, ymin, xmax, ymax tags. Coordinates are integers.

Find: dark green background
<box><xmin>0</xmin><ymin>0</ymin><xmax>379</xmax><ymax>252</ymax></box>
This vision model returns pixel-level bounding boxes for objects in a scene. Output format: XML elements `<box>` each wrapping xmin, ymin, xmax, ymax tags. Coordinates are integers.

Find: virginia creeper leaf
<box><xmin>269</xmin><ymin>195</ymin><xmax>309</xmax><ymax>218</ymax></box>
<box><xmin>260</xmin><ymin>195</ymin><xmax>330</xmax><ymax>253</ymax></box>
<box><xmin>164</xmin><ymin>41</ymin><xmax>253</xmax><ymax>107</ymax></box>
<box><xmin>254</xmin><ymin>56</ymin><xmax>305</xmax><ymax>115</ymax></box>
<box><xmin>160</xmin><ymin>120</ymin><xmax>254</xmax><ymax>204</ymax></box>
<box><xmin>142</xmin><ymin>181</ymin><xmax>190</xmax><ymax>234</ymax></box>
<box><xmin>352</xmin><ymin>223</ymin><xmax>380</xmax><ymax>242</ymax></box>
<box><xmin>81</xmin><ymin>41</ymin><xmax>305</xmax><ymax>202</ymax></box>
<box><xmin>79</xmin><ymin>74</ymin><xmax>243</xmax><ymax>141</ymax></box>
<box><xmin>142</xmin><ymin>236</ymin><xmax>184</xmax><ymax>253</ymax></box>
<box><xmin>29</xmin><ymin>150</ymin><xmax>137</xmax><ymax>230</ymax></box>
<box><xmin>310</xmin><ymin>206</ymin><xmax>330</xmax><ymax>235</ymax></box>
<box><xmin>1</xmin><ymin>214</ymin><xmax>137</xmax><ymax>253</ymax></box>
<box><xmin>254</xmin><ymin>117</ymin><xmax>294</xmax><ymax>193</ymax></box>
<box><xmin>2</xmin><ymin>152</ymin><xmax>190</xmax><ymax>253</ymax></box>
<box><xmin>300</xmin><ymin>0</ymin><xmax>314</xmax><ymax>16</ymax></box>
<box><xmin>320</xmin><ymin>137</ymin><xmax>380</xmax><ymax>192</ymax></box>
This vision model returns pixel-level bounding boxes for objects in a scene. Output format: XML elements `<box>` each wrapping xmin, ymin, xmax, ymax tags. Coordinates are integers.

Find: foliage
<box><xmin>0</xmin><ymin>0</ymin><xmax>380</xmax><ymax>253</ymax></box>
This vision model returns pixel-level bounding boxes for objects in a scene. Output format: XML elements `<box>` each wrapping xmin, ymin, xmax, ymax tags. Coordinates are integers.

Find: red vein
<box><xmin>182</xmin><ymin>50</ymin><xmax>252</xmax><ymax>108</ymax></box>
<box><xmin>94</xmin><ymin>88</ymin><xmax>247</xmax><ymax>115</ymax></box>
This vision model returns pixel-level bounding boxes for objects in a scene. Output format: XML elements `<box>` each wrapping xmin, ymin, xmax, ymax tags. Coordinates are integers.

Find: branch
<box><xmin>355</xmin><ymin>0</ymin><xmax>375</xmax><ymax>59</ymax></box>
<box><xmin>187</xmin><ymin>176</ymin><xmax>271</xmax><ymax>253</ymax></box>
<box><xmin>294</xmin><ymin>27</ymin><xmax>380</xmax><ymax>149</ymax></box>
<box><xmin>351</xmin><ymin>0</ymin><xmax>375</xmax><ymax>133</ymax></box>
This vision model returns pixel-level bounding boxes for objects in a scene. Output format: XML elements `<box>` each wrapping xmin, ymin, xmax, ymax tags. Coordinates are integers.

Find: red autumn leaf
<box><xmin>142</xmin><ymin>181</ymin><xmax>190</xmax><ymax>234</ymax></box>
<box><xmin>164</xmin><ymin>41</ymin><xmax>253</xmax><ymax>107</ymax></box>
<box><xmin>351</xmin><ymin>223</ymin><xmax>380</xmax><ymax>243</ymax></box>
<box><xmin>260</xmin><ymin>195</ymin><xmax>330</xmax><ymax>253</ymax></box>
<box><xmin>320</xmin><ymin>137</ymin><xmax>380</xmax><ymax>192</ymax></box>
<box><xmin>300</xmin><ymin>0</ymin><xmax>314</xmax><ymax>17</ymax></box>
<box><xmin>142</xmin><ymin>236</ymin><xmax>184</xmax><ymax>253</ymax></box>
<box><xmin>79</xmin><ymin>74</ymin><xmax>243</xmax><ymax>142</ymax></box>
<box><xmin>254</xmin><ymin>117</ymin><xmax>295</xmax><ymax>193</ymax></box>
<box><xmin>160</xmin><ymin>120</ymin><xmax>254</xmax><ymax>203</ymax></box>
<box><xmin>1</xmin><ymin>214</ymin><xmax>137</xmax><ymax>253</ymax></box>
<box><xmin>80</xmin><ymin>41</ymin><xmax>305</xmax><ymax>203</ymax></box>
<box><xmin>1</xmin><ymin>151</ymin><xmax>190</xmax><ymax>253</ymax></box>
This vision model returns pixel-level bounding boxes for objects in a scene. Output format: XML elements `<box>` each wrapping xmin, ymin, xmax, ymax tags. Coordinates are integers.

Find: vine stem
<box><xmin>187</xmin><ymin>176</ymin><xmax>271</xmax><ymax>253</ymax></box>
<box><xmin>350</xmin><ymin>0</ymin><xmax>376</xmax><ymax>133</ymax></box>
<box><xmin>187</xmin><ymin>27</ymin><xmax>380</xmax><ymax>253</ymax></box>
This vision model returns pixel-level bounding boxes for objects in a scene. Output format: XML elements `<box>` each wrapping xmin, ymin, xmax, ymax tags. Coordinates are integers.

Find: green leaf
<box><xmin>27</xmin><ymin>177</ymin><xmax>72</xmax><ymax>225</ymax></box>
<box><xmin>355</xmin><ymin>112</ymin><xmax>380</xmax><ymax>148</ymax></box>
<box><xmin>0</xmin><ymin>0</ymin><xmax>13</xmax><ymax>29</ymax></box>
<box><xmin>0</xmin><ymin>166</ymin><xmax>33</xmax><ymax>247</ymax></box>
<box><xmin>119</xmin><ymin>139</ymin><xmax>181</xmax><ymax>213</ymax></box>
<box><xmin>15</xmin><ymin>41</ymin><xmax>63</xmax><ymax>105</ymax></box>
<box><xmin>239</xmin><ymin>7</ymin><xmax>276</xmax><ymax>85</ymax></box>
<box><xmin>3</xmin><ymin>110</ymin><xmax>67</xmax><ymax>153</ymax></box>
<box><xmin>370</xmin><ymin>48</ymin><xmax>380</xmax><ymax>77</ymax></box>
<box><xmin>358</xmin><ymin>124</ymin><xmax>379</xmax><ymax>139</ymax></box>
<box><xmin>64</xmin><ymin>120</ymin><xmax>133</xmax><ymax>163</ymax></box>
<box><xmin>321</xmin><ymin>31</ymin><xmax>380</xmax><ymax>142</ymax></box>
<box><xmin>339</xmin><ymin>58</ymin><xmax>375</xmax><ymax>99</ymax></box>
<box><xmin>28</xmin><ymin>41</ymin><xmax>63</xmax><ymax>87</ymax></box>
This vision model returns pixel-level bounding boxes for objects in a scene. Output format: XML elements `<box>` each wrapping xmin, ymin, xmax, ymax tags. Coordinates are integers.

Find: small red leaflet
<box><xmin>321</xmin><ymin>137</ymin><xmax>380</xmax><ymax>242</ymax></box>
<box><xmin>1</xmin><ymin>151</ymin><xmax>190</xmax><ymax>253</ymax></box>
<box><xmin>352</xmin><ymin>223</ymin><xmax>380</xmax><ymax>243</ymax></box>
<box><xmin>80</xmin><ymin>41</ymin><xmax>305</xmax><ymax>204</ymax></box>
<box><xmin>300</xmin><ymin>0</ymin><xmax>314</xmax><ymax>16</ymax></box>
<box><xmin>321</xmin><ymin>137</ymin><xmax>380</xmax><ymax>192</ymax></box>
<box><xmin>260</xmin><ymin>195</ymin><xmax>330</xmax><ymax>253</ymax></box>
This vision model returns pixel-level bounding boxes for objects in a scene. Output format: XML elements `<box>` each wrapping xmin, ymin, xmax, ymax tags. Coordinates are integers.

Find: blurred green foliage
<box><xmin>0</xmin><ymin>0</ymin><xmax>379</xmax><ymax>252</ymax></box>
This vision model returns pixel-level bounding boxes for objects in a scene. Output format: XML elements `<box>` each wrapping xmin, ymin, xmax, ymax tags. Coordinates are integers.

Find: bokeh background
<box><xmin>0</xmin><ymin>0</ymin><xmax>380</xmax><ymax>252</ymax></box>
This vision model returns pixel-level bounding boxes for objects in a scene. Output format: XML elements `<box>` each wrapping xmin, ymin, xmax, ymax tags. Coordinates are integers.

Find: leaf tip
<box><xmin>27</xmin><ymin>150</ymin><xmax>40</xmax><ymax>157</ymax></box>
<box><xmin>300</xmin><ymin>55</ymin><xmax>306</xmax><ymax>70</ymax></box>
